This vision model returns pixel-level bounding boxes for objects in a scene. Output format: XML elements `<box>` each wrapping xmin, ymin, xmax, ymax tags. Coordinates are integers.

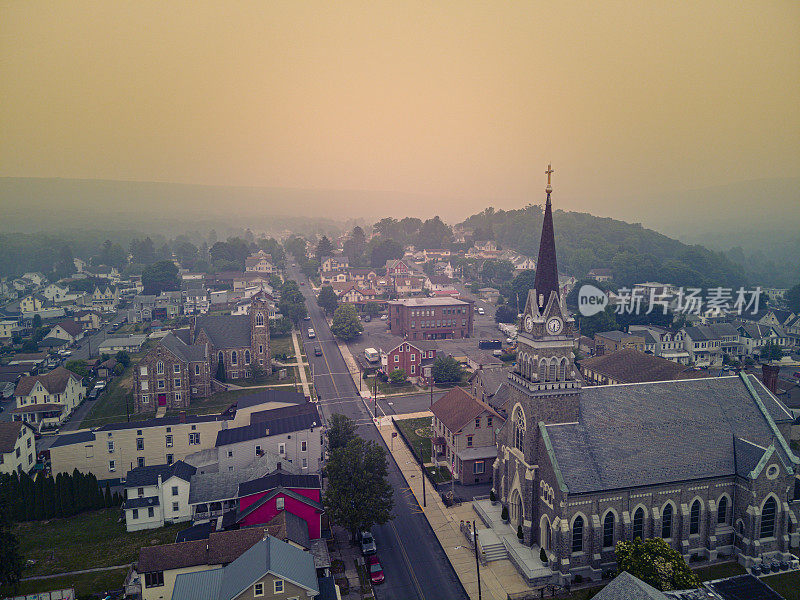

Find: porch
<box><xmin>473</xmin><ymin>499</ymin><xmax>559</xmax><ymax>586</ymax></box>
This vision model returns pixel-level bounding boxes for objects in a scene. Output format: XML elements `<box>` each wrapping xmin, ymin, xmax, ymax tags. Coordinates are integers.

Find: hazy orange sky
<box><xmin>2</xmin><ymin>1</ymin><xmax>798</xmax><ymax>217</ymax></box>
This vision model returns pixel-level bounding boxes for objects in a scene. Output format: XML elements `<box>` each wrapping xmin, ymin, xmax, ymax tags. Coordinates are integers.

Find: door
<box><xmin>158</xmin><ymin>394</ymin><xmax>167</xmax><ymax>407</ymax></box>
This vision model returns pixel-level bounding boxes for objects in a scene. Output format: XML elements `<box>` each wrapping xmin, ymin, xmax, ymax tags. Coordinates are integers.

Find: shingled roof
<box><xmin>14</xmin><ymin>366</ymin><xmax>80</xmax><ymax>397</ymax></box>
<box><xmin>430</xmin><ymin>387</ymin><xmax>504</xmax><ymax>433</ymax></box>
<box><xmin>0</xmin><ymin>421</ymin><xmax>25</xmax><ymax>454</ymax></box>
<box><xmin>160</xmin><ymin>332</ymin><xmax>207</xmax><ymax>363</ymax></box>
<box><xmin>580</xmin><ymin>349</ymin><xmax>708</xmax><ymax>384</ymax></box>
<box><xmin>125</xmin><ymin>461</ymin><xmax>196</xmax><ymax>487</ymax></box>
<box><xmin>543</xmin><ymin>374</ymin><xmax>797</xmax><ymax>495</ymax></box>
<box><xmin>194</xmin><ymin>315</ymin><xmax>251</xmax><ymax>349</ymax></box>
<box><xmin>216</xmin><ymin>403</ymin><xmax>321</xmax><ymax>447</ymax></box>
<box><xmin>138</xmin><ymin>527</ymin><xmax>268</xmax><ymax>572</ymax></box>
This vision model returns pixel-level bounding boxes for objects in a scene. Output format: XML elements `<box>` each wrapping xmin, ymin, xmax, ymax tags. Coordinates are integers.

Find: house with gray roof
<box><xmin>171</xmin><ymin>535</ymin><xmax>319</xmax><ymax>600</ymax></box>
<box><xmin>123</xmin><ymin>460</ymin><xmax>197</xmax><ymax>532</ymax></box>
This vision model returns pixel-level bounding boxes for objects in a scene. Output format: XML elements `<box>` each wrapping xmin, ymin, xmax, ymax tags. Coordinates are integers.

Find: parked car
<box><xmin>477</xmin><ymin>307</ymin><xmax>485</xmax><ymax>315</ymax></box>
<box><xmin>362</xmin><ymin>315</ymin><xmax>371</xmax><ymax>322</ymax></box>
<box><xmin>304</xmin><ymin>315</ymin><xmax>311</xmax><ymax>321</ymax></box>
<box><xmin>94</xmin><ymin>380</ymin><xmax>107</xmax><ymax>390</ymax></box>
<box><xmin>380</xmin><ymin>314</ymin><xmax>388</xmax><ymax>320</ymax></box>
<box><xmin>87</xmin><ymin>388</ymin><xmax>99</xmax><ymax>401</ymax></box>
<box><xmin>307</xmin><ymin>328</ymin><xmax>316</xmax><ymax>338</ymax></box>
<box><xmin>314</xmin><ymin>346</ymin><xmax>322</xmax><ymax>356</ymax></box>
<box><xmin>359</xmin><ymin>531</ymin><xmax>376</xmax><ymax>555</ymax></box>
<box><xmin>367</xmin><ymin>555</ymin><xmax>385</xmax><ymax>584</ymax></box>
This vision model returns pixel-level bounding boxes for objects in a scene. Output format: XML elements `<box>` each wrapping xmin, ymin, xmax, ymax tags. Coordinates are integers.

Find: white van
<box><xmin>307</xmin><ymin>328</ymin><xmax>316</xmax><ymax>338</ymax></box>
<box><xmin>364</xmin><ymin>348</ymin><xmax>380</xmax><ymax>363</ymax></box>
<box><xmin>477</xmin><ymin>307</ymin><xmax>485</xmax><ymax>315</ymax></box>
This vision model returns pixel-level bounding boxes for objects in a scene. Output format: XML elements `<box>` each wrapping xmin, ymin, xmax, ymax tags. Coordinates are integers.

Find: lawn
<box><xmin>0</xmin><ymin>567</ymin><xmax>129</xmax><ymax>599</ymax></box>
<box><xmin>763</xmin><ymin>570</ymin><xmax>800</xmax><ymax>600</ymax></box>
<box><xmin>11</xmin><ymin>508</ymin><xmax>182</xmax><ymax>578</ymax></box>
<box><xmin>271</xmin><ymin>334</ymin><xmax>299</xmax><ymax>360</ymax></box>
<box><xmin>394</xmin><ymin>417</ymin><xmax>434</xmax><ymax>463</ymax></box>
<box><xmin>80</xmin><ymin>364</ymin><xmax>139</xmax><ymax>427</ymax></box>
<box><xmin>363</xmin><ymin>375</ymin><xmax>421</xmax><ymax>395</ymax></box>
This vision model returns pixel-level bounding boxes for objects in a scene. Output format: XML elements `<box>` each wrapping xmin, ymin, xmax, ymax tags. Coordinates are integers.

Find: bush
<box><xmin>388</xmin><ymin>368</ymin><xmax>407</xmax><ymax>385</ymax></box>
<box><xmin>517</xmin><ymin>525</ymin><xmax>523</xmax><ymax>540</ymax></box>
<box><xmin>489</xmin><ymin>490</ymin><xmax>496</xmax><ymax>502</ymax></box>
<box><xmin>501</xmin><ymin>506</ymin><xmax>509</xmax><ymax>521</ymax></box>
<box><xmin>540</xmin><ymin>547</ymin><xmax>548</xmax><ymax>563</ymax></box>
<box><xmin>574</xmin><ymin>574</ymin><xmax>583</xmax><ymax>584</ymax></box>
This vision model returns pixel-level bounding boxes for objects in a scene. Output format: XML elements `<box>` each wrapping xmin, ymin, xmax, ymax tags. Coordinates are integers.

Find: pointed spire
<box><xmin>533</xmin><ymin>164</ymin><xmax>559</xmax><ymax>312</ymax></box>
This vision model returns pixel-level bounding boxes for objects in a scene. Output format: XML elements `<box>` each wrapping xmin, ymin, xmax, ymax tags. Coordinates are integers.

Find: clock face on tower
<box><xmin>524</xmin><ymin>315</ymin><xmax>533</xmax><ymax>332</ymax></box>
<box><xmin>546</xmin><ymin>317</ymin><xmax>563</xmax><ymax>335</ymax></box>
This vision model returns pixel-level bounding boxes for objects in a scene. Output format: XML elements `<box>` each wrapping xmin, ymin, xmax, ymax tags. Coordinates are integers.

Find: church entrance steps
<box><xmin>155</xmin><ymin>405</ymin><xmax>167</xmax><ymax>418</ymax></box>
<box><xmin>477</xmin><ymin>529</ymin><xmax>507</xmax><ymax>561</ymax></box>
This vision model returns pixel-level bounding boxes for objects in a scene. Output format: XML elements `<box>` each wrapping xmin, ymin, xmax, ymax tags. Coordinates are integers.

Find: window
<box><xmin>410</xmin><ymin>353</ymin><xmax>416</xmax><ymax>362</ymax></box>
<box><xmin>107</xmin><ymin>441</ymin><xmax>114</xmax><ymax>452</ymax></box>
<box><xmin>156</xmin><ymin>361</ymin><xmax>164</xmax><ymax>374</ymax></box>
<box><xmin>274</xmin><ymin>580</ymin><xmax>284</xmax><ymax>593</ymax></box>
<box><xmin>173</xmin><ymin>501</ymin><xmax>179</xmax><ymax>512</ymax></box>
<box><xmin>172</xmin><ymin>486</ymin><xmax>179</xmax><ymax>496</ymax></box>
<box><xmin>227</xmin><ymin>450</ymin><xmax>233</xmax><ymax>458</ymax></box>
<box><xmin>173</xmin><ymin>364</ymin><xmax>180</xmax><ymax>374</ymax></box>
<box><xmin>255</xmin><ymin>445</ymin><xmax>262</xmax><ymax>456</ymax></box>
<box><xmin>165</xmin><ymin>435</ymin><xmax>173</xmax><ymax>447</ymax></box>
<box><xmin>633</xmin><ymin>507</ymin><xmax>644</xmax><ymax>540</ymax></box>
<box><xmin>410</xmin><ymin>365</ymin><xmax>415</xmax><ymax>374</ymax></box>
<box><xmin>603</xmin><ymin>512</ymin><xmax>615</xmax><ymax>548</ymax></box>
<box><xmin>174</xmin><ymin>378</ymin><xmax>181</xmax><ymax>388</ymax></box>
<box><xmin>141</xmin><ymin>380</ymin><xmax>149</xmax><ymax>391</ymax></box>
<box><xmin>109</xmin><ymin>460</ymin><xmax>116</xmax><ymax>472</ymax></box>
<box><xmin>474</xmin><ymin>460</ymin><xmax>485</xmax><ymax>474</ymax></box>
<box><xmin>467</xmin><ymin>435</ymin><xmax>473</xmax><ymax>447</ymax></box>
<box><xmin>253</xmin><ymin>582</ymin><xmax>264</xmax><ymax>597</ymax></box>
<box><xmin>157</xmin><ymin>379</ymin><xmax>165</xmax><ymax>389</ymax></box>
<box><xmin>245</xmin><ymin>350</ymin><xmax>250</xmax><ymax>365</ymax></box>
<box><xmin>278</xmin><ymin>443</ymin><xmax>286</xmax><ymax>454</ymax></box>
<box><xmin>166</xmin><ymin>453</ymin><xmax>174</xmax><ymax>465</ymax></box>
<box><xmin>487</xmin><ymin>416</ymin><xmax>493</xmax><ymax>428</ymax></box>
<box><xmin>141</xmin><ymin>394</ymin><xmax>149</xmax><ymax>403</ymax></box>
<box><xmin>662</xmin><ymin>503</ymin><xmax>673</xmax><ymax>539</ymax></box>
<box><xmin>136</xmin><ymin>437</ymin><xmax>144</xmax><ymax>451</ymax></box>
<box><xmin>175</xmin><ymin>392</ymin><xmax>182</xmax><ymax>402</ymax></box>
<box><xmin>189</xmin><ymin>433</ymin><xmax>200</xmax><ymax>445</ymax></box>
<box><xmin>761</xmin><ymin>497</ymin><xmax>776</xmax><ymax>539</ymax></box>
<box><xmin>144</xmin><ymin>572</ymin><xmax>164</xmax><ymax>588</ymax></box>
<box><xmin>255</xmin><ymin>312</ymin><xmax>264</xmax><ymax>327</ymax></box>
<box><xmin>572</xmin><ymin>516</ymin><xmax>584</xmax><ymax>552</ymax></box>
<box><xmin>131</xmin><ymin>508</ymin><xmax>138</xmax><ymax>519</ymax></box>
<box><xmin>231</xmin><ymin>351</ymin><xmax>237</xmax><ymax>365</ymax></box>
<box><xmin>301</xmin><ymin>440</ymin><xmax>307</xmax><ymax>452</ymax></box>
<box><xmin>148</xmin><ymin>506</ymin><xmax>154</xmax><ymax>518</ymax></box>
<box><xmin>717</xmin><ymin>496</ymin><xmax>728</xmax><ymax>525</ymax></box>
<box><xmin>138</xmin><ymin>457</ymin><xmax>145</xmax><ymax>468</ymax></box>
<box><xmin>690</xmin><ymin>500</ymin><xmax>701</xmax><ymax>535</ymax></box>
<box><xmin>475</xmin><ymin>417</ymin><xmax>481</xmax><ymax>428</ymax></box>
<box><xmin>302</xmin><ymin>457</ymin><xmax>308</xmax><ymax>468</ymax></box>
<box><xmin>140</xmin><ymin>366</ymin><xmax>148</xmax><ymax>376</ymax></box>
<box><xmin>394</xmin><ymin>355</ymin><xmax>399</xmax><ymax>363</ymax></box>
<box><xmin>513</xmin><ymin>406</ymin><xmax>525</xmax><ymax>452</ymax></box>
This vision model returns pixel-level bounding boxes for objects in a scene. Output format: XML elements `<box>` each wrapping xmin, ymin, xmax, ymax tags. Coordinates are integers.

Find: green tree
<box><xmin>415</xmin><ymin>216</ymin><xmax>452</xmax><ymax>249</ymax></box>
<box><xmin>278</xmin><ymin>280</ymin><xmax>308</xmax><ymax>325</ymax></box>
<box><xmin>326</xmin><ymin>414</ymin><xmax>358</xmax><ymax>452</ymax></box>
<box><xmin>432</xmin><ymin>355</ymin><xmax>463</xmax><ymax>384</ymax></box>
<box><xmin>786</xmin><ymin>282</ymin><xmax>800</xmax><ymax>313</ymax></box>
<box><xmin>331</xmin><ymin>304</ymin><xmax>363</xmax><ymax>341</ymax></box>
<box><xmin>269</xmin><ymin>317</ymin><xmax>293</xmax><ymax>336</ymax></box>
<box><xmin>363</xmin><ymin>302</ymin><xmax>381</xmax><ymax>318</ymax></box>
<box><xmin>0</xmin><ymin>474</ymin><xmax>24</xmax><ymax>592</ymax></box>
<box><xmin>104</xmin><ymin>482</ymin><xmax>113</xmax><ymax>508</ymax></box>
<box><xmin>480</xmin><ymin>260</ymin><xmax>515</xmax><ymax>286</ymax></box>
<box><xmin>615</xmin><ymin>537</ymin><xmax>700</xmax><ymax>591</ymax></box>
<box><xmin>115</xmin><ymin>350</ymin><xmax>131</xmax><ymax>368</ymax></box>
<box><xmin>576</xmin><ymin>306</ymin><xmax>619</xmax><ymax>339</ymax></box>
<box><xmin>389</xmin><ymin>368</ymin><xmax>407</xmax><ymax>385</ymax></box>
<box><xmin>370</xmin><ymin>239</ymin><xmax>404</xmax><ymax>268</ymax></box>
<box><xmin>323</xmin><ymin>437</ymin><xmax>394</xmax><ymax>541</ymax></box>
<box><xmin>317</xmin><ymin>285</ymin><xmax>339</xmax><ymax>315</ymax></box>
<box><xmin>495</xmin><ymin>304</ymin><xmax>517</xmax><ymax>324</ymax></box>
<box><xmin>32</xmin><ymin>314</ymin><xmax>42</xmax><ymax>329</ymax></box>
<box><xmin>759</xmin><ymin>341</ymin><xmax>784</xmax><ymax>362</ymax></box>
<box><xmin>316</xmin><ymin>236</ymin><xmax>334</xmax><ymax>260</ymax></box>
<box><xmin>215</xmin><ymin>359</ymin><xmax>226</xmax><ymax>382</ymax></box>
<box><xmin>65</xmin><ymin>359</ymin><xmax>91</xmax><ymax>379</ymax></box>
<box><xmin>141</xmin><ymin>260</ymin><xmax>179</xmax><ymax>295</ymax></box>
<box><xmin>283</xmin><ymin>236</ymin><xmax>307</xmax><ymax>261</ymax></box>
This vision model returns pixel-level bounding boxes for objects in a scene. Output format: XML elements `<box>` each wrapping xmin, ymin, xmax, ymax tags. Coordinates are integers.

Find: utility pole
<box><xmin>473</xmin><ymin>519</ymin><xmax>482</xmax><ymax>600</ymax></box>
<box><xmin>420</xmin><ymin>454</ymin><xmax>426</xmax><ymax>508</ymax></box>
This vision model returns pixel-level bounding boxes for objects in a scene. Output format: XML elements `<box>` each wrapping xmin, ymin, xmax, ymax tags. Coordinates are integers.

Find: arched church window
<box><xmin>603</xmin><ymin>512</ymin><xmax>615</xmax><ymax>548</ymax></box>
<box><xmin>231</xmin><ymin>351</ymin><xmax>238</xmax><ymax>365</ymax></box>
<box><xmin>662</xmin><ymin>503</ymin><xmax>673</xmax><ymax>539</ymax></box>
<box><xmin>572</xmin><ymin>516</ymin><xmax>584</xmax><ymax>552</ymax></box>
<box><xmin>633</xmin><ymin>507</ymin><xmax>644</xmax><ymax>540</ymax></box>
<box><xmin>717</xmin><ymin>496</ymin><xmax>728</xmax><ymax>525</ymax></box>
<box><xmin>156</xmin><ymin>361</ymin><xmax>164</xmax><ymax>375</ymax></box>
<box><xmin>548</xmin><ymin>360</ymin><xmax>557</xmax><ymax>382</ymax></box>
<box><xmin>513</xmin><ymin>406</ymin><xmax>526</xmax><ymax>452</ymax></box>
<box><xmin>244</xmin><ymin>350</ymin><xmax>251</xmax><ymax>365</ymax></box>
<box><xmin>690</xmin><ymin>500</ymin><xmax>701</xmax><ymax>535</ymax></box>
<box><xmin>255</xmin><ymin>312</ymin><xmax>264</xmax><ymax>327</ymax></box>
<box><xmin>760</xmin><ymin>497</ymin><xmax>776</xmax><ymax>539</ymax></box>
<box><xmin>218</xmin><ymin>351</ymin><xmax>224</xmax><ymax>365</ymax></box>
<box><xmin>559</xmin><ymin>358</ymin><xmax>567</xmax><ymax>381</ymax></box>
<box><xmin>538</xmin><ymin>360</ymin><xmax>546</xmax><ymax>382</ymax></box>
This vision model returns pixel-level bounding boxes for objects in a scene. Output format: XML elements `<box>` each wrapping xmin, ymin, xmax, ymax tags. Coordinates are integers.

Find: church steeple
<box><xmin>533</xmin><ymin>164</ymin><xmax>559</xmax><ymax>312</ymax></box>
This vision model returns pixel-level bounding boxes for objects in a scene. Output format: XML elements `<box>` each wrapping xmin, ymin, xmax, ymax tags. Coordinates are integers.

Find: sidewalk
<box><xmin>376</xmin><ymin>416</ymin><xmax>531</xmax><ymax>600</ymax></box>
<box><xmin>291</xmin><ymin>329</ymin><xmax>311</xmax><ymax>397</ymax></box>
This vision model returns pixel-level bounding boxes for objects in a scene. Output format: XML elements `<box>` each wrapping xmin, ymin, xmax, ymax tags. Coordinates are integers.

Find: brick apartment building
<box><xmin>381</xmin><ymin>340</ymin><xmax>437</xmax><ymax>384</ymax></box>
<box><xmin>387</xmin><ymin>297</ymin><xmax>474</xmax><ymax>341</ymax></box>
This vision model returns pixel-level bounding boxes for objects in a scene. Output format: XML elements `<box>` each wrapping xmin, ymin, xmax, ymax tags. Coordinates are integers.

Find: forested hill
<box><xmin>460</xmin><ymin>206</ymin><xmax>747</xmax><ymax>289</ymax></box>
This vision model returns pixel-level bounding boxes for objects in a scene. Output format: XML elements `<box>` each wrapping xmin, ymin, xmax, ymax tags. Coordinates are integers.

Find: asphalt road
<box><xmin>292</xmin><ymin>269</ymin><xmax>468</xmax><ymax>600</ymax></box>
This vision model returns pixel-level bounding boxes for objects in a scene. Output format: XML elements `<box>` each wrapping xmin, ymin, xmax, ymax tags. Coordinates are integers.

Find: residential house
<box><xmin>388</xmin><ymin>296</ymin><xmax>474</xmax><ymax>340</ymax></box>
<box><xmin>512</xmin><ymin>256</ymin><xmax>536</xmax><ymax>271</ymax></box>
<box><xmin>587</xmin><ymin>268</ymin><xmax>613</xmax><ymax>282</ymax></box>
<box><xmin>319</xmin><ymin>256</ymin><xmax>348</xmax><ymax>273</ymax></box>
<box><xmin>628</xmin><ymin>325</ymin><xmax>691</xmax><ymax>364</ymax></box>
<box><xmin>478</xmin><ymin>287</ymin><xmax>500</xmax><ymax>303</ymax></box>
<box><xmin>422</xmin><ymin>249</ymin><xmax>451</xmax><ymax>261</ymax></box>
<box><xmin>22</xmin><ymin>272</ymin><xmax>46</xmax><ymax>286</ymax></box>
<box><xmin>170</xmin><ymin>535</ymin><xmax>320</xmax><ymax>600</ymax></box>
<box><xmin>757</xmin><ymin>309</ymin><xmax>796</xmax><ymax>328</ymax></box>
<box><xmin>98</xmin><ymin>335</ymin><xmax>148</xmax><ymax>354</ymax></box>
<box><xmin>0</xmin><ymin>319</ymin><xmax>21</xmax><ymax>341</ymax></box>
<box><xmin>19</xmin><ymin>294</ymin><xmax>45</xmax><ymax>315</ymax></box>
<box><xmin>74</xmin><ymin>309</ymin><xmax>102</xmax><ymax>331</ymax></box>
<box><xmin>124</xmin><ymin>461</ymin><xmax>197</xmax><ymax>531</ymax></box>
<box><xmin>319</xmin><ymin>270</ymin><xmax>349</xmax><ymax>285</ymax></box>
<box><xmin>424</xmin><ymin>275</ymin><xmax>457</xmax><ymax>293</ymax></box>
<box><xmin>96</xmin><ymin>357</ymin><xmax>118</xmax><ymax>379</ymax></box>
<box><xmin>593</xmin><ymin>331</ymin><xmax>645</xmax><ymax>355</ymax></box>
<box><xmin>43</xmin><ymin>283</ymin><xmax>70</xmax><ymax>303</ymax></box>
<box><xmin>736</xmin><ymin>322</ymin><xmax>790</xmax><ymax>356</ymax></box>
<box><xmin>92</xmin><ymin>286</ymin><xmax>119</xmax><ymax>311</ymax></box>
<box><xmin>348</xmin><ymin>268</ymin><xmax>378</xmax><ymax>284</ymax></box>
<box><xmin>11</xmin><ymin>366</ymin><xmax>85</xmax><ymax>430</ymax></box>
<box><xmin>785</xmin><ymin>315</ymin><xmax>800</xmax><ymax>347</ymax></box>
<box><xmin>245</xmin><ymin>250</ymin><xmax>275</xmax><ymax>274</ymax></box>
<box><xmin>44</xmin><ymin>320</ymin><xmax>85</xmax><ymax>345</ymax></box>
<box><xmin>468</xmin><ymin>366</ymin><xmax>511</xmax><ymax>416</ymax></box>
<box><xmin>442</xmin><ymin>261</ymin><xmax>455</xmax><ymax>279</ymax></box>
<box><xmin>0</xmin><ymin>421</ymin><xmax>36</xmax><ymax>475</ymax></box>
<box><xmin>381</xmin><ymin>340</ymin><xmax>436</xmax><ymax>384</ymax></box>
<box><xmin>392</xmin><ymin>275</ymin><xmax>425</xmax><ymax>296</ymax></box>
<box><xmin>578</xmin><ymin>349</ymin><xmax>708</xmax><ymax>385</ymax></box>
<box><xmin>680</xmin><ymin>325</ymin><xmax>724</xmax><ymax>366</ymax></box>
<box><xmin>335</xmin><ymin>284</ymin><xmax>377</xmax><ymax>308</ymax></box>
<box><xmin>129</xmin><ymin>294</ymin><xmax>157</xmax><ymax>322</ymax></box>
<box><xmin>385</xmin><ymin>259</ymin><xmax>411</xmax><ymax>277</ymax></box>
<box><xmin>430</xmin><ymin>387</ymin><xmax>504</xmax><ymax>485</ymax></box>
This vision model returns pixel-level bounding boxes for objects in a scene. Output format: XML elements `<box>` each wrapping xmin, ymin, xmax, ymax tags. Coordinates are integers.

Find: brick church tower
<box><xmin>493</xmin><ymin>165</ymin><xmax>582</xmax><ymax>546</ymax></box>
<box><xmin>249</xmin><ymin>290</ymin><xmax>272</xmax><ymax>371</ymax></box>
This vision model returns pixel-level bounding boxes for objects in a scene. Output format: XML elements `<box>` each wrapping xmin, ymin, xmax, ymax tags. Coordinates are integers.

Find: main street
<box><xmin>289</xmin><ymin>266</ymin><xmax>468</xmax><ymax>600</ymax></box>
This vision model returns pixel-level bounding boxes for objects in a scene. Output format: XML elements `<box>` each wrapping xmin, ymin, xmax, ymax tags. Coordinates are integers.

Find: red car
<box><xmin>367</xmin><ymin>554</ymin><xmax>385</xmax><ymax>585</ymax></box>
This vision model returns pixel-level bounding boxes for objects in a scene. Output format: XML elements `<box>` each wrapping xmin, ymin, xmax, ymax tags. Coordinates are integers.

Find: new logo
<box><xmin>578</xmin><ymin>284</ymin><xmax>608</xmax><ymax>316</ymax></box>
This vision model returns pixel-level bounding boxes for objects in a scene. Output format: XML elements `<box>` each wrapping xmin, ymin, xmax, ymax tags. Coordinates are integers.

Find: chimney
<box><xmin>179</xmin><ymin>410</ymin><xmax>187</xmax><ymax>424</ymax></box>
<box><xmin>761</xmin><ymin>363</ymin><xmax>780</xmax><ymax>395</ymax></box>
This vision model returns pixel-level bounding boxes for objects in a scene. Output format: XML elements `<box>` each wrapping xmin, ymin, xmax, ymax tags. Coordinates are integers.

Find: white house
<box><xmin>43</xmin><ymin>283</ymin><xmax>70</xmax><ymax>302</ymax></box>
<box><xmin>11</xmin><ymin>367</ymin><xmax>85</xmax><ymax>430</ymax></box>
<box><xmin>123</xmin><ymin>461</ymin><xmax>196</xmax><ymax>531</ymax></box>
<box><xmin>0</xmin><ymin>421</ymin><xmax>36</xmax><ymax>475</ymax></box>
<box><xmin>44</xmin><ymin>320</ymin><xmax>85</xmax><ymax>344</ymax></box>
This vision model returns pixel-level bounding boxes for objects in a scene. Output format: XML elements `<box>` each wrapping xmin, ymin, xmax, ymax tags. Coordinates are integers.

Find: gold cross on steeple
<box><xmin>545</xmin><ymin>163</ymin><xmax>553</xmax><ymax>196</ymax></box>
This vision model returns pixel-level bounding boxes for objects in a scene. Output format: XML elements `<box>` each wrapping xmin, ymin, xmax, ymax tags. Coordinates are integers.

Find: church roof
<box><xmin>533</xmin><ymin>194</ymin><xmax>559</xmax><ymax>312</ymax></box>
<box><xmin>160</xmin><ymin>333</ymin><xmax>207</xmax><ymax>363</ymax></box>
<box><xmin>593</xmin><ymin>571</ymin><xmax>669</xmax><ymax>600</ymax></box>
<box><xmin>542</xmin><ymin>374</ymin><xmax>796</xmax><ymax>494</ymax></box>
<box><xmin>194</xmin><ymin>314</ymin><xmax>252</xmax><ymax>349</ymax></box>
<box><xmin>579</xmin><ymin>349</ymin><xmax>708</xmax><ymax>384</ymax></box>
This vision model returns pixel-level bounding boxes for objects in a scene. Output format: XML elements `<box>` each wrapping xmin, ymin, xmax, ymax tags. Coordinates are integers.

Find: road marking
<box><xmin>389</xmin><ymin>519</ymin><xmax>426</xmax><ymax>600</ymax></box>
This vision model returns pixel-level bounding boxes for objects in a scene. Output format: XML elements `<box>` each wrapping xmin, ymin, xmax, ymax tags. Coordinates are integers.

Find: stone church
<box><xmin>492</xmin><ymin>167</ymin><xmax>799</xmax><ymax>583</ymax></box>
<box><xmin>133</xmin><ymin>291</ymin><xmax>271</xmax><ymax>413</ymax></box>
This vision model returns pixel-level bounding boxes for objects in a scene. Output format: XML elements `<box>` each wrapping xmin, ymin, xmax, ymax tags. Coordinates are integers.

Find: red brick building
<box><xmin>381</xmin><ymin>340</ymin><xmax>437</xmax><ymax>384</ymax></box>
<box><xmin>387</xmin><ymin>297</ymin><xmax>473</xmax><ymax>341</ymax></box>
